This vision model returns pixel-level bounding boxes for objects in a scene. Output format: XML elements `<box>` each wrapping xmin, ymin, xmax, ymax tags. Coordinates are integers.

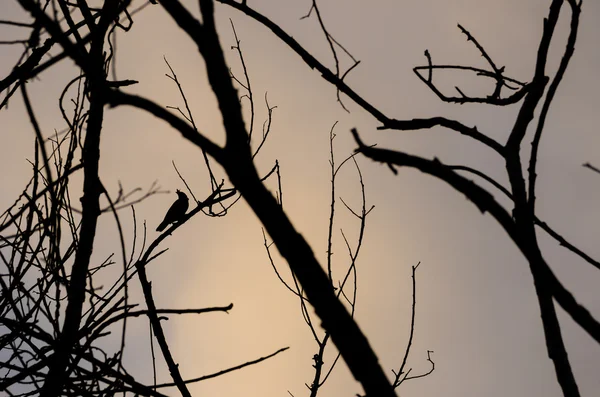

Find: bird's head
<box><xmin>176</xmin><ymin>190</ymin><xmax>188</xmax><ymax>201</ymax></box>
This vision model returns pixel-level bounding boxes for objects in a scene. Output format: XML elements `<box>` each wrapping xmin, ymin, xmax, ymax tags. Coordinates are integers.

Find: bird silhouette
<box><xmin>156</xmin><ymin>190</ymin><xmax>189</xmax><ymax>232</ymax></box>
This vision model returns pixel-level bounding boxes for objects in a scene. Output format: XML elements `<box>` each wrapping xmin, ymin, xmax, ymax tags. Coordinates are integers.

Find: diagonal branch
<box><xmin>150</xmin><ymin>1</ymin><xmax>399</xmax><ymax>395</ymax></box>
<box><xmin>218</xmin><ymin>0</ymin><xmax>502</xmax><ymax>154</ymax></box>
<box><xmin>378</xmin><ymin>117</ymin><xmax>504</xmax><ymax>155</ymax></box>
<box><xmin>353</xmin><ymin>127</ymin><xmax>599</xmax><ymax>397</ymax></box>
<box><xmin>153</xmin><ymin>347</ymin><xmax>289</xmax><ymax>388</ymax></box>
<box><xmin>106</xmin><ymin>89</ymin><xmax>224</xmax><ymax>162</ymax></box>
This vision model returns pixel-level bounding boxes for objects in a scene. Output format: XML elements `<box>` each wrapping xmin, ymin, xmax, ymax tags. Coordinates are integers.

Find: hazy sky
<box><xmin>1</xmin><ymin>1</ymin><xmax>599</xmax><ymax>396</ymax></box>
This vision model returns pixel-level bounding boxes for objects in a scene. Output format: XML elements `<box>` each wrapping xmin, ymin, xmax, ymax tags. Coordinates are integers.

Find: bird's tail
<box><xmin>156</xmin><ymin>220</ymin><xmax>169</xmax><ymax>232</ymax></box>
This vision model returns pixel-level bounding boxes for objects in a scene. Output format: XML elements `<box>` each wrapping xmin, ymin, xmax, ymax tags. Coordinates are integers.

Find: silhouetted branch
<box><xmin>528</xmin><ymin>1</ymin><xmax>581</xmax><ymax>213</ymax></box>
<box><xmin>403</xmin><ymin>350</ymin><xmax>435</xmax><ymax>382</ymax></box>
<box><xmin>391</xmin><ymin>262</ymin><xmax>434</xmax><ymax>388</ymax></box>
<box><xmin>300</xmin><ymin>0</ymin><xmax>360</xmax><ymax>112</ymax></box>
<box><xmin>164</xmin><ymin>56</ymin><xmax>220</xmax><ymax>192</ymax></box>
<box><xmin>582</xmin><ymin>162</ymin><xmax>600</xmax><ymax>175</ymax></box>
<box><xmin>379</xmin><ymin>117</ymin><xmax>504</xmax><ymax>155</ymax></box>
<box><xmin>134</xmin><ymin>253</ymin><xmax>192</xmax><ymax>397</ymax></box>
<box><xmin>153</xmin><ymin>346</ymin><xmax>289</xmax><ymax>388</ymax></box>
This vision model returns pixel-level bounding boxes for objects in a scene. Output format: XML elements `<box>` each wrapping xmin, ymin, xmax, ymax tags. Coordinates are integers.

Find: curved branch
<box><xmin>352</xmin><ymin>127</ymin><xmax>600</xmax><ymax>358</ymax></box>
<box><xmin>448</xmin><ymin>165</ymin><xmax>600</xmax><ymax>272</ymax></box>
<box><xmin>106</xmin><ymin>89</ymin><xmax>224</xmax><ymax>162</ymax></box>
<box><xmin>351</xmin><ymin>128</ymin><xmax>516</xmax><ymax>232</ymax></box>
<box><xmin>378</xmin><ymin>117</ymin><xmax>504</xmax><ymax>155</ymax></box>
<box><xmin>528</xmin><ymin>1</ymin><xmax>580</xmax><ymax>211</ymax></box>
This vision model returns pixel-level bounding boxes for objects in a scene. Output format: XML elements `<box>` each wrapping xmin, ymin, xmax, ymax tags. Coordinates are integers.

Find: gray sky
<box><xmin>1</xmin><ymin>0</ymin><xmax>599</xmax><ymax>396</ymax></box>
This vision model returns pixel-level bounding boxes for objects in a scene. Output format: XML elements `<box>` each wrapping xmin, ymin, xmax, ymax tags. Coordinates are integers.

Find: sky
<box><xmin>1</xmin><ymin>0</ymin><xmax>600</xmax><ymax>396</ymax></box>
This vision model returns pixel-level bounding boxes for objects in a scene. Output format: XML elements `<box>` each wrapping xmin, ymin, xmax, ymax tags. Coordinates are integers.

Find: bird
<box><xmin>156</xmin><ymin>190</ymin><xmax>189</xmax><ymax>232</ymax></box>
